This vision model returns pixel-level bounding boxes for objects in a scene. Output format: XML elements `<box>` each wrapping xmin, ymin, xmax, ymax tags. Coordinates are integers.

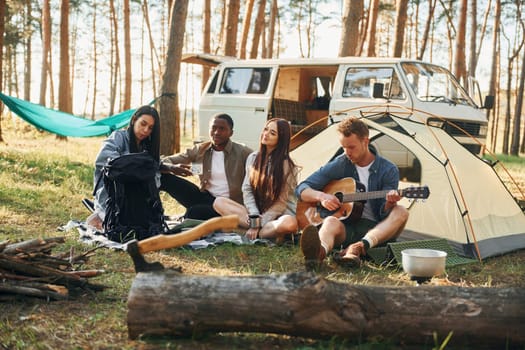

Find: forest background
<box><xmin>0</xmin><ymin>0</ymin><xmax>524</xmax><ymax>157</ymax></box>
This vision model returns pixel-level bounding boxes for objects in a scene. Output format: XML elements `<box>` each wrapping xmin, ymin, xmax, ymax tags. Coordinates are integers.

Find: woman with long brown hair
<box><xmin>214</xmin><ymin>118</ymin><xmax>299</xmax><ymax>241</ymax></box>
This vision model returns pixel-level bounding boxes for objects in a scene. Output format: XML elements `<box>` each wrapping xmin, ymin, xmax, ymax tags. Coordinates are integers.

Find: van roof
<box><xmin>181</xmin><ymin>53</ymin><xmax>430</xmax><ymax>67</ymax></box>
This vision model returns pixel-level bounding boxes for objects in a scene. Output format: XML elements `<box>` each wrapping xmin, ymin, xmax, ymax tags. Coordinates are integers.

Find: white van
<box><xmin>185</xmin><ymin>56</ymin><xmax>492</xmax><ymax>170</ymax></box>
<box><xmin>189</xmin><ymin>56</ymin><xmax>492</xmax><ymax>152</ymax></box>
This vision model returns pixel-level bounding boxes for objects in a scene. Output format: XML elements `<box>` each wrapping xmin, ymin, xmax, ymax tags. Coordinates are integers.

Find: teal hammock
<box><xmin>0</xmin><ymin>92</ymin><xmax>139</xmax><ymax>137</ymax></box>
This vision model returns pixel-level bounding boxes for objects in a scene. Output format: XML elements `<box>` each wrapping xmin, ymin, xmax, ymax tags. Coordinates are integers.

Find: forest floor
<box><xmin>1</xmin><ymin>123</ymin><xmax>524</xmax><ymax>349</ymax></box>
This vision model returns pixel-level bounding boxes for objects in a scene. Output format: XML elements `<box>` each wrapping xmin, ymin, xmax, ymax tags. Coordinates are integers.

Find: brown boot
<box><xmin>300</xmin><ymin>225</ymin><xmax>326</xmax><ymax>270</ymax></box>
<box><xmin>334</xmin><ymin>241</ymin><xmax>365</xmax><ymax>267</ymax></box>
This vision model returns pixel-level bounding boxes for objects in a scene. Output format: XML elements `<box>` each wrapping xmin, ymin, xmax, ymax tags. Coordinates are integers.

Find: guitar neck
<box><xmin>341</xmin><ymin>189</ymin><xmax>396</xmax><ymax>203</ymax></box>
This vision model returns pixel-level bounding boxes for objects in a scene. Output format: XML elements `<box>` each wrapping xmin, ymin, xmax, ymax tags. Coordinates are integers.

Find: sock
<box><xmin>320</xmin><ymin>241</ymin><xmax>329</xmax><ymax>257</ymax></box>
<box><xmin>362</xmin><ymin>235</ymin><xmax>376</xmax><ymax>249</ymax></box>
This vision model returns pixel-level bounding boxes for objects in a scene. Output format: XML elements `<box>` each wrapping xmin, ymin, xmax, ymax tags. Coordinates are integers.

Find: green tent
<box><xmin>0</xmin><ymin>92</ymin><xmax>136</xmax><ymax>137</ymax></box>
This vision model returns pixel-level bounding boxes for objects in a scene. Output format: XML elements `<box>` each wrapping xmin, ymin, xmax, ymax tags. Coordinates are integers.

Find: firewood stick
<box><xmin>3</xmin><ymin>237</ymin><xmax>65</xmax><ymax>254</ymax></box>
<box><xmin>66</xmin><ymin>269</ymin><xmax>105</xmax><ymax>278</ymax></box>
<box><xmin>0</xmin><ymin>256</ymin><xmax>84</xmax><ymax>283</ymax></box>
<box><xmin>0</xmin><ymin>283</ymin><xmax>68</xmax><ymax>300</ymax></box>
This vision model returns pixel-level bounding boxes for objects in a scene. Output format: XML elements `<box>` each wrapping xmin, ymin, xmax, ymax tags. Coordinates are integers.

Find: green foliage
<box><xmin>489</xmin><ymin>153</ymin><xmax>525</xmax><ymax>165</ymax></box>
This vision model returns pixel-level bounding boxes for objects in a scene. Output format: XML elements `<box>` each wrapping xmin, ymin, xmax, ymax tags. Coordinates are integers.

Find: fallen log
<box><xmin>127</xmin><ymin>271</ymin><xmax>525</xmax><ymax>347</ymax></box>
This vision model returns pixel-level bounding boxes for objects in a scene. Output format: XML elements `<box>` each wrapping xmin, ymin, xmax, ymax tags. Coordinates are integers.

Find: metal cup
<box><xmin>248</xmin><ymin>214</ymin><xmax>261</xmax><ymax>228</ymax></box>
<box><xmin>191</xmin><ymin>162</ymin><xmax>203</xmax><ymax>176</ymax></box>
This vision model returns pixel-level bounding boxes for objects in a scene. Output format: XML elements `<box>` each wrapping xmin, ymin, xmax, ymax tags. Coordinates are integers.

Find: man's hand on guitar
<box><xmin>318</xmin><ymin>192</ymin><xmax>341</xmax><ymax>211</ymax></box>
<box><xmin>385</xmin><ymin>189</ymin><xmax>401</xmax><ymax>210</ymax></box>
<box><xmin>386</xmin><ymin>189</ymin><xmax>402</xmax><ymax>203</ymax></box>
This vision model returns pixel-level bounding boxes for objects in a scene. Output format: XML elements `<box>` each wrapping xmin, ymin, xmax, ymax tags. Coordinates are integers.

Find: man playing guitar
<box><xmin>295</xmin><ymin>117</ymin><xmax>409</xmax><ymax>268</ymax></box>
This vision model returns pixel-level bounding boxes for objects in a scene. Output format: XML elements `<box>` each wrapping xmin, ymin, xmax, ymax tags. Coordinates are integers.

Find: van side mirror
<box><xmin>373</xmin><ymin>83</ymin><xmax>385</xmax><ymax>99</ymax></box>
<box><xmin>483</xmin><ymin>95</ymin><xmax>494</xmax><ymax>110</ymax></box>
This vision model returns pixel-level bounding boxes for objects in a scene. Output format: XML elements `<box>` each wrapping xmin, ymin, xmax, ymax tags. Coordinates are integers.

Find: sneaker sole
<box><xmin>333</xmin><ymin>253</ymin><xmax>362</xmax><ymax>268</ymax></box>
<box><xmin>300</xmin><ymin>225</ymin><xmax>321</xmax><ymax>262</ymax></box>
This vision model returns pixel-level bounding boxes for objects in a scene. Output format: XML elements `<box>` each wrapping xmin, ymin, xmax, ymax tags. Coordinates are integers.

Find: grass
<box><xmin>0</xmin><ymin>124</ymin><xmax>524</xmax><ymax>349</ymax></box>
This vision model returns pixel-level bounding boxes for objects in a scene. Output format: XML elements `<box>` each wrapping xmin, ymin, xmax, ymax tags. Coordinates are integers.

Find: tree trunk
<box><xmin>39</xmin><ymin>0</ymin><xmax>51</xmax><ymax>106</ymax></box>
<box><xmin>366</xmin><ymin>0</ymin><xmax>379</xmax><ymax>57</ymax></box>
<box><xmin>501</xmin><ymin>2</ymin><xmax>524</xmax><ymax>155</ymax></box>
<box><xmin>142</xmin><ymin>0</ymin><xmax>160</xmax><ymax>100</ymax></box>
<box><xmin>392</xmin><ymin>0</ymin><xmax>408</xmax><ymax>57</ymax></box>
<box><xmin>338</xmin><ymin>0</ymin><xmax>362</xmax><ymax>57</ymax></box>
<box><xmin>109</xmin><ymin>0</ymin><xmax>120</xmax><ymax>116</ymax></box>
<box><xmin>0</xmin><ymin>0</ymin><xmax>4</xmax><ymax>142</ymax></box>
<box><xmin>266</xmin><ymin>0</ymin><xmax>277</xmax><ymax>58</ymax></box>
<box><xmin>355</xmin><ymin>0</ymin><xmax>368</xmax><ymax>56</ymax></box>
<box><xmin>201</xmin><ymin>0</ymin><xmax>211</xmax><ymax>88</ymax></box>
<box><xmin>468</xmin><ymin>0</ymin><xmax>477</xmax><ymax>79</ymax></box>
<box><xmin>123</xmin><ymin>0</ymin><xmax>131</xmax><ymax>110</ymax></box>
<box><xmin>90</xmin><ymin>0</ymin><xmax>97</xmax><ymax>120</ymax></box>
<box><xmin>502</xmin><ymin>61</ymin><xmax>512</xmax><ymax>154</ymax></box>
<box><xmin>159</xmin><ymin>0</ymin><xmax>189</xmax><ymax>155</ymax></box>
<box><xmin>511</xmin><ymin>32</ymin><xmax>525</xmax><ymax>155</ymax></box>
<box><xmin>303</xmin><ymin>0</ymin><xmax>311</xmax><ymax>58</ymax></box>
<box><xmin>223</xmin><ymin>0</ymin><xmax>240</xmax><ymax>56</ymax></box>
<box><xmin>24</xmin><ymin>0</ymin><xmax>32</xmax><ymax>101</ymax></box>
<box><xmin>58</xmin><ymin>0</ymin><xmax>72</xmax><ymax>115</ymax></box>
<box><xmin>128</xmin><ymin>271</ymin><xmax>525</xmax><ymax>347</ymax></box>
<box><xmin>216</xmin><ymin>0</ymin><xmax>227</xmax><ymax>54</ymax></box>
<box><xmin>487</xmin><ymin>0</ymin><xmax>500</xmax><ymax>152</ymax></box>
<box><xmin>454</xmin><ymin>0</ymin><xmax>468</xmax><ymax>86</ymax></box>
<box><xmin>239</xmin><ymin>0</ymin><xmax>255</xmax><ymax>59</ymax></box>
<box><xmin>249</xmin><ymin>0</ymin><xmax>266</xmax><ymax>59</ymax></box>
<box><xmin>417</xmin><ymin>0</ymin><xmax>436</xmax><ymax>60</ymax></box>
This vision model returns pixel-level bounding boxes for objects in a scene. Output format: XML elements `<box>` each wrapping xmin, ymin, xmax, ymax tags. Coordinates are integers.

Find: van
<box><xmin>185</xmin><ymin>55</ymin><xmax>492</xmax><ymax>175</ymax></box>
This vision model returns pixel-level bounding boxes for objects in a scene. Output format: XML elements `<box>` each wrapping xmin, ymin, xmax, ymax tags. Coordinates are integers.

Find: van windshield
<box><xmin>219</xmin><ymin>67</ymin><xmax>272</xmax><ymax>94</ymax></box>
<box><xmin>401</xmin><ymin>62</ymin><xmax>476</xmax><ymax>107</ymax></box>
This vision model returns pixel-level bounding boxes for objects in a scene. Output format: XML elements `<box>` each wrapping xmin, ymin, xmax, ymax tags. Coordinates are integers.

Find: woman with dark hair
<box><xmin>213</xmin><ymin>118</ymin><xmax>299</xmax><ymax>241</ymax></box>
<box><xmin>86</xmin><ymin>105</ymin><xmax>161</xmax><ymax>230</ymax></box>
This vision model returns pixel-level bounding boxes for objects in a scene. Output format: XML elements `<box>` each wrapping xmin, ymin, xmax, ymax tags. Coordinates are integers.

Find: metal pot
<box><xmin>401</xmin><ymin>249</ymin><xmax>447</xmax><ymax>278</ymax></box>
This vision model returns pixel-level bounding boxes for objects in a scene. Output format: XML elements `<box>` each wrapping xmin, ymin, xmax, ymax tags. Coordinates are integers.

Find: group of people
<box><xmin>87</xmin><ymin>105</ymin><xmax>408</xmax><ymax>268</ymax></box>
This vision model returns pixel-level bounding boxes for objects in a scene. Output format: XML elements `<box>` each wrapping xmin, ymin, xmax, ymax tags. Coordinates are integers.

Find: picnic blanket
<box><xmin>60</xmin><ymin>218</ymin><xmax>273</xmax><ymax>251</ymax></box>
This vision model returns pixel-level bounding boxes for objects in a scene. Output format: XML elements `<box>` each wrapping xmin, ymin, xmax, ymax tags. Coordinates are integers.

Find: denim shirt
<box><xmin>295</xmin><ymin>149</ymin><xmax>400</xmax><ymax>222</ymax></box>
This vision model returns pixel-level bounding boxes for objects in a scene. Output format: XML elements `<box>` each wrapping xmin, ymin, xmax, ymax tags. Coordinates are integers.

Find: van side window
<box><xmin>342</xmin><ymin>67</ymin><xmax>405</xmax><ymax>100</ymax></box>
<box><xmin>206</xmin><ymin>70</ymin><xmax>219</xmax><ymax>93</ymax></box>
<box><xmin>219</xmin><ymin>68</ymin><xmax>272</xmax><ymax>94</ymax></box>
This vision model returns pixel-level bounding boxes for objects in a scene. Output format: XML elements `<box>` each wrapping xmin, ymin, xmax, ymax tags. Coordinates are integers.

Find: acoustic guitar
<box><xmin>296</xmin><ymin>177</ymin><xmax>430</xmax><ymax>229</ymax></box>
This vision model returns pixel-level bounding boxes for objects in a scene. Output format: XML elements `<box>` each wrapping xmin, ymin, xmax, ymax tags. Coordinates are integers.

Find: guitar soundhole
<box><xmin>318</xmin><ymin>205</ymin><xmax>335</xmax><ymax>219</ymax></box>
<box><xmin>319</xmin><ymin>192</ymin><xmax>346</xmax><ymax>219</ymax></box>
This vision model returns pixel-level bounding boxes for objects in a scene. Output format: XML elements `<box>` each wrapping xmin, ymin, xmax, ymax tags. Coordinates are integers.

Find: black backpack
<box><xmin>99</xmin><ymin>152</ymin><xmax>167</xmax><ymax>243</ymax></box>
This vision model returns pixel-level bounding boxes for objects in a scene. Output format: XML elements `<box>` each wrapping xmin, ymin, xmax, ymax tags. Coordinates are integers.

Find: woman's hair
<box><xmin>128</xmin><ymin>105</ymin><xmax>161</xmax><ymax>161</ymax></box>
<box><xmin>250</xmin><ymin>118</ymin><xmax>296</xmax><ymax>212</ymax></box>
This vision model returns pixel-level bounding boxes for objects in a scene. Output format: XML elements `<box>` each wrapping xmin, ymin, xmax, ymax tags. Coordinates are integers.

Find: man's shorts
<box><xmin>341</xmin><ymin>218</ymin><xmax>377</xmax><ymax>248</ymax></box>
